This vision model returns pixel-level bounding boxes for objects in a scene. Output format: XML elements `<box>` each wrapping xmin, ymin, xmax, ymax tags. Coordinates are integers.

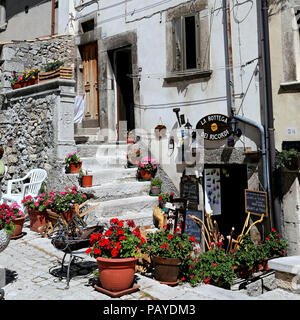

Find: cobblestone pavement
<box><xmin>1</xmin><ymin>221</ymin><xmax>300</xmax><ymax>301</ymax></box>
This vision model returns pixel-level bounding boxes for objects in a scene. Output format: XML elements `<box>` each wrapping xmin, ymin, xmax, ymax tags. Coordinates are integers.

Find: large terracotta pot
<box><xmin>28</xmin><ymin>209</ymin><xmax>49</xmax><ymax>232</ymax></box>
<box><xmin>69</xmin><ymin>161</ymin><xmax>82</xmax><ymax>174</ymax></box>
<box><xmin>139</xmin><ymin>169</ymin><xmax>152</xmax><ymax>180</ymax></box>
<box><xmin>152</xmin><ymin>255</ymin><xmax>181</xmax><ymax>283</ymax></box>
<box><xmin>96</xmin><ymin>257</ymin><xmax>138</xmax><ymax>292</ymax></box>
<box><xmin>0</xmin><ymin>229</ymin><xmax>10</xmax><ymax>253</ymax></box>
<box><xmin>81</xmin><ymin>175</ymin><xmax>93</xmax><ymax>187</ymax></box>
<box><xmin>11</xmin><ymin>216</ymin><xmax>25</xmax><ymax>239</ymax></box>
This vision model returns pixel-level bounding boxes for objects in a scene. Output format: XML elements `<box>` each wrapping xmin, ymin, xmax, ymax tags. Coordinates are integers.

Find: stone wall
<box><xmin>0</xmin><ymin>80</ymin><xmax>78</xmax><ymax>194</ymax></box>
<box><xmin>0</xmin><ymin>35</ymin><xmax>75</xmax><ymax>92</ymax></box>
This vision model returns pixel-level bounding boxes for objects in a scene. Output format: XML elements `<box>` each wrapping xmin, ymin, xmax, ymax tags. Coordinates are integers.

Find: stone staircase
<box><xmin>74</xmin><ymin>143</ymin><xmax>158</xmax><ymax>228</ymax></box>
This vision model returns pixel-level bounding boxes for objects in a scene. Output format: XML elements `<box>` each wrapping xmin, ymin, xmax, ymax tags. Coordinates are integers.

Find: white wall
<box><xmin>73</xmin><ymin>0</ymin><xmax>263</xmax><ymax>186</ymax></box>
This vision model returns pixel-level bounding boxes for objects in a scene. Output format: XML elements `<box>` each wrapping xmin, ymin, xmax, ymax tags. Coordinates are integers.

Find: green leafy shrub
<box><xmin>181</xmin><ymin>247</ymin><xmax>236</xmax><ymax>288</ymax></box>
<box><xmin>45</xmin><ymin>60</ymin><xmax>64</xmax><ymax>72</ymax></box>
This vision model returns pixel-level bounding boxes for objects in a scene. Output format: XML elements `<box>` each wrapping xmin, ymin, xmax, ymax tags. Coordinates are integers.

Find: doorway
<box><xmin>204</xmin><ymin>164</ymin><xmax>248</xmax><ymax>241</ymax></box>
<box><xmin>108</xmin><ymin>46</ymin><xmax>135</xmax><ymax>140</ymax></box>
<box><xmin>80</xmin><ymin>42</ymin><xmax>99</xmax><ymax>127</ymax></box>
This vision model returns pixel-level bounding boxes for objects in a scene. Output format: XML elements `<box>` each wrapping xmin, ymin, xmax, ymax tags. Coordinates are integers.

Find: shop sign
<box><xmin>245</xmin><ymin>189</ymin><xmax>268</xmax><ymax>217</ymax></box>
<box><xmin>197</xmin><ymin>114</ymin><xmax>232</xmax><ymax>141</ymax></box>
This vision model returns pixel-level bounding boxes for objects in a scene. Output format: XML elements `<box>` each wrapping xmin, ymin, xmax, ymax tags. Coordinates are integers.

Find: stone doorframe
<box><xmin>99</xmin><ymin>31</ymin><xmax>141</xmax><ymax>142</ymax></box>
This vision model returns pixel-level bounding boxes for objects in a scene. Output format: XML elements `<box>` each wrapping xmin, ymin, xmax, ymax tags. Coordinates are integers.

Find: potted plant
<box><xmin>44</xmin><ymin>60</ymin><xmax>64</xmax><ymax>72</ymax></box>
<box><xmin>65</xmin><ymin>152</ymin><xmax>82</xmax><ymax>173</ymax></box>
<box><xmin>276</xmin><ymin>149</ymin><xmax>300</xmax><ymax>171</ymax></box>
<box><xmin>158</xmin><ymin>192</ymin><xmax>174</xmax><ymax>209</ymax></box>
<box><xmin>137</xmin><ymin>156</ymin><xmax>157</xmax><ymax>180</ymax></box>
<box><xmin>262</xmin><ymin>228</ymin><xmax>287</xmax><ymax>260</ymax></box>
<box><xmin>51</xmin><ymin>186</ymin><xmax>88</xmax><ymax>221</ymax></box>
<box><xmin>150</xmin><ymin>178</ymin><xmax>162</xmax><ymax>195</ymax></box>
<box><xmin>4</xmin><ymin>71</ymin><xmax>21</xmax><ymax>89</ymax></box>
<box><xmin>39</xmin><ymin>61</ymin><xmax>73</xmax><ymax>83</ymax></box>
<box><xmin>127</xmin><ymin>147</ymin><xmax>141</xmax><ymax>167</ymax></box>
<box><xmin>181</xmin><ymin>246</ymin><xmax>236</xmax><ymax>288</ymax></box>
<box><xmin>21</xmin><ymin>193</ymin><xmax>50</xmax><ymax>232</ymax></box>
<box><xmin>142</xmin><ymin>228</ymin><xmax>195</xmax><ymax>284</ymax></box>
<box><xmin>0</xmin><ymin>203</ymin><xmax>16</xmax><ymax>252</ymax></box>
<box><xmin>231</xmin><ymin>234</ymin><xmax>257</xmax><ymax>279</ymax></box>
<box><xmin>10</xmin><ymin>202</ymin><xmax>26</xmax><ymax>239</ymax></box>
<box><xmin>85</xmin><ymin>218</ymin><xmax>146</xmax><ymax>292</ymax></box>
<box><xmin>79</xmin><ymin>169</ymin><xmax>93</xmax><ymax>188</ymax></box>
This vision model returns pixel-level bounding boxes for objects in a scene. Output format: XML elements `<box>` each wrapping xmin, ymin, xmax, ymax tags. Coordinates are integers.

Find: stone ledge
<box><xmin>4</xmin><ymin>79</ymin><xmax>76</xmax><ymax>101</ymax></box>
<box><xmin>268</xmin><ymin>256</ymin><xmax>300</xmax><ymax>275</ymax></box>
<box><xmin>279</xmin><ymin>81</ymin><xmax>300</xmax><ymax>93</ymax></box>
<box><xmin>164</xmin><ymin>70</ymin><xmax>212</xmax><ymax>83</ymax></box>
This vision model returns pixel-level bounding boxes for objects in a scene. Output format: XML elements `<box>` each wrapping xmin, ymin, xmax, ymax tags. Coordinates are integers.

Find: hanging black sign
<box><xmin>196</xmin><ymin>114</ymin><xmax>232</xmax><ymax>141</ymax></box>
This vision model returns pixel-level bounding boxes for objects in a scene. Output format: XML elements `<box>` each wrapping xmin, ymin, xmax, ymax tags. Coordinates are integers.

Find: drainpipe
<box><xmin>222</xmin><ymin>1</ymin><xmax>270</xmax><ymax>205</ymax></box>
<box><xmin>233</xmin><ymin>114</ymin><xmax>268</xmax><ymax>191</ymax></box>
<box><xmin>259</xmin><ymin>0</ymin><xmax>281</xmax><ymax>233</ymax></box>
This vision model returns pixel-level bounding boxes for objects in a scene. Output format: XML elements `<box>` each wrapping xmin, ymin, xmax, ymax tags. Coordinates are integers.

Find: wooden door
<box><xmin>82</xmin><ymin>42</ymin><xmax>99</xmax><ymax>126</ymax></box>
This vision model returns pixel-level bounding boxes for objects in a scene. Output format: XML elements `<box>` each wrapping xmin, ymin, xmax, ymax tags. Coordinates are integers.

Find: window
<box><xmin>81</xmin><ymin>19</ymin><xmax>94</xmax><ymax>33</ymax></box>
<box><xmin>173</xmin><ymin>14</ymin><xmax>200</xmax><ymax>72</ymax></box>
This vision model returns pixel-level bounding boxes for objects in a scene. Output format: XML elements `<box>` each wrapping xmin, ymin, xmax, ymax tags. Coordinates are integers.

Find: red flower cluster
<box><xmin>86</xmin><ymin>218</ymin><xmax>146</xmax><ymax>259</ymax></box>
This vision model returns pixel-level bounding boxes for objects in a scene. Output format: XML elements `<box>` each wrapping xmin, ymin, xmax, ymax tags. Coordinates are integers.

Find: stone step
<box><xmin>79</xmin><ymin>167</ymin><xmax>138</xmax><ymax>185</ymax></box>
<box><xmin>78</xmin><ymin>181</ymin><xmax>151</xmax><ymax>201</ymax></box>
<box><xmin>77</xmin><ymin>144</ymin><xmax>129</xmax><ymax>158</ymax></box>
<box><xmin>84</xmin><ymin>195</ymin><xmax>158</xmax><ymax>227</ymax></box>
<box><xmin>80</xmin><ymin>156</ymin><xmax>127</xmax><ymax>169</ymax></box>
<box><xmin>85</xmin><ymin>210</ymin><xmax>155</xmax><ymax>229</ymax></box>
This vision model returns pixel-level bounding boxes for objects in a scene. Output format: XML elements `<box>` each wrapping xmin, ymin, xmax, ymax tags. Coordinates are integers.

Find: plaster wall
<box><xmin>73</xmin><ymin>0</ymin><xmax>263</xmax><ymax>188</ymax></box>
<box><xmin>0</xmin><ymin>0</ymin><xmax>53</xmax><ymax>42</ymax></box>
<box><xmin>269</xmin><ymin>1</ymin><xmax>300</xmax><ymax>151</ymax></box>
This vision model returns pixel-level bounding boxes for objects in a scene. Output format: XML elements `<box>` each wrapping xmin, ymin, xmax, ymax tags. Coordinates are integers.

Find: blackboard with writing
<box><xmin>245</xmin><ymin>189</ymin><xmax>268</xmax><ymax>217</ymax></box>
<box><xmin>180</xmin><ymin>176</ymin><xmax>199</xmax><ymax>210</ymax></box>
<box><xmin>185</xmin><ymin>210</ymin><xmax>202</xmax><ymax>242</ymax></box>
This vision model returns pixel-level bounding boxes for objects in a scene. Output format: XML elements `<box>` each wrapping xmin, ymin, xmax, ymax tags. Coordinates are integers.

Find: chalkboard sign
<box><xmin>185</xmin><ymin>210</ymin><xmax>202</xmax><ymax>242</ymax></box>
<box><xmin>245</xmin><ymin>189</ymin><xmax>268</xmax><ymax>217</ymax></box>
<box><xmin>180</xmin><ymin>175</ymin><xmax>199</xmax><ymax>210</ymax></box>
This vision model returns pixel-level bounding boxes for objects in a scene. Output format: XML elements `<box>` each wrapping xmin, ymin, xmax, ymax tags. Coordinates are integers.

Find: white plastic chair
<box><xmin>1</xmin><ymin>169</ymin><xmax>47</xmax><ymax>211</ymax></box>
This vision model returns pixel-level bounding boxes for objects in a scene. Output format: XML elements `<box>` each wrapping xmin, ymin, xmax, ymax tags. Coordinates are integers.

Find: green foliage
<box><xmin>231</xmin><ymin>234</ymin><xmax>257</xmax><ymax>270</ymax></box>
<box><xmin>151</xmin><ymin>178</ymin><xmax>162</xmax><ymax>187</ymax></box>
<box><xmin>181</xmin><ymin>247</ymin><xmax>236</xmax><ymax>288</ymax></box>
<box><xmin>276</xmin><ymin>149</ymin><xmax>298</xmax><ymax>167</ymax></box>
<box><xmin>263</xmin><ymin>228</ymin><xmax>287</xmax><ymax>258</ymax></box>
<box><xmin>45</xmin><ymin>60</ymin><xmax>64</xmax><ymax>72</ymax></box>
<box><xmin>142</xmin><ymin>229</ymin><xmax>195</xmax><ymax>260</ymax></box>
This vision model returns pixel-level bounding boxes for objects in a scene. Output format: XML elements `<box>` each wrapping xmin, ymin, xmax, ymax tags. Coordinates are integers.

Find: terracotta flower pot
<box><xmin>96</xmin><ymin>257</ymin><xmax>138</xmax><ymax>292</ymax></box>
<box><xmin>127</xmin><ymin>137</ymin><xmax>135</xmax><ymax>144</ymax></box>
<box><xmin>12</xmin><ymin>83</ymin><xmax>22</xmax><ymax>90</ymax></box>
<box><xmin>28</xmin><ymin>209</ymin><xmax>49</xmax><ymax>232</ymax></box>
<box><xmin>69</xmin><ymin>161</ymin><xmax>82</xmax><ymax>174</ymax></box>
<box><xmin>11</xmin><ymin>216</ymin><xmax>25</xmax><ymax>239</ymax></box>
<box><xmin>81</xmin><ymin>175</ymin><xmax>93</xmax><ymax>187</ymax></box>
<box><xmin>152</xmin><ymin>255</ymin><xmax>181</xmax><ymax>283</ymax></box>
<box><xmin>139</xmin><ymin>169</ymin><xmax>152</xmax><ymax>180</ymax></box>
